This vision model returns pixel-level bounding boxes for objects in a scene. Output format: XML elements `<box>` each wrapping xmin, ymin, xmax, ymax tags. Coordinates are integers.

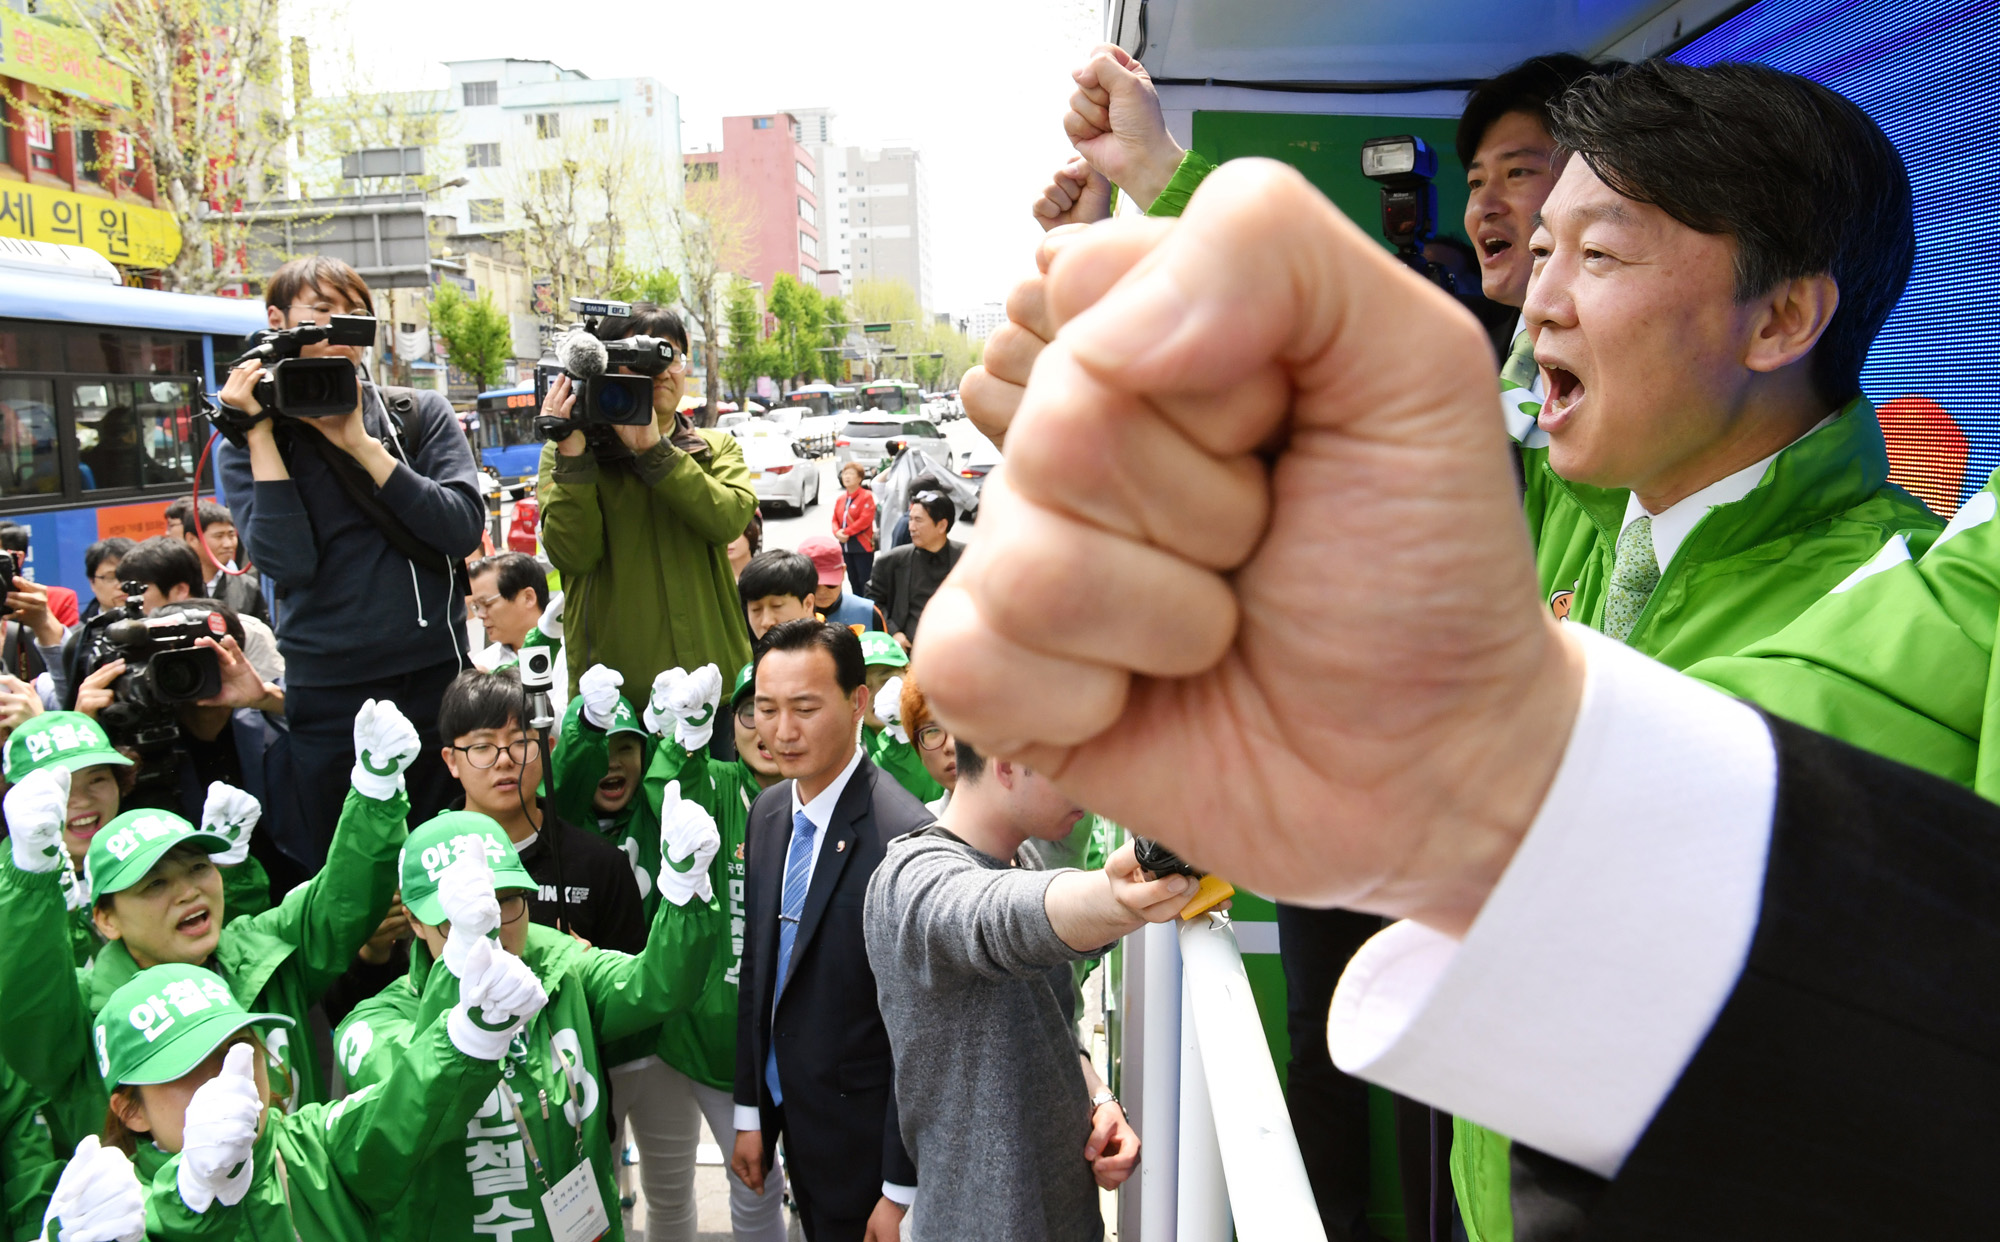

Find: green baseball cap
<box><xmin>88</xmin><ymin>810</ymin><xmax>230</xmax><ymax>901</ymax></box>
<box><xmin>94</xmin><ymin>963</ymin><xmax>292</xmax><ymax>1087</ymax></box>
<box><xmin>858</xmin><ymin>630</ymin><xmax>908</xmax><ymax>669</ymax></box>
<box><xmin>731</xmin><ymin>662</ymin><xmax>756</xmax><ymax>706</ymax></box>
<box><xmin>4</xmin><ymin>712</ymin><xmax>133</xmax><ymax>783</ymax></box>
<box><xmin>399</xmin><ymin>811</ymin><xmax>537</xmax><ymax>927</ymax></box>
<box><xmin>605</xmin><ymin>696</ymin><xmax>647</xmax><ymax>740</ymax></box>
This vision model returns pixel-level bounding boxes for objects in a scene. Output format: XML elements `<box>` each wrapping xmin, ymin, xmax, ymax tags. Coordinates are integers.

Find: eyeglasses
<box><xmin>452</xmin><ymin>738</ymin><xmax>538</xmax><ymax>768</ymax></box>
<box><xmin>469</xmin><ymin>593</ymin><xmax>503</xmax><ymax>615</ymax></box>
<box><xmin>91</xmin><ymin>570</ymin><xmax>123</xmax><ymax>584</ymax></box>
<box><xmin>288</xmin><ymin>302</ymin><xmax>339</xmax><ymax>324</ymax></box>
<box><xmin>734</xmin><ymin>700</ymin><xmax>756</xmax><ymax>730</ymax></box>
<box><xmin>915</xmin><ymin>723</ymin><xmax>948</xmax><ymax>752</ymax></box>
<box><xmin>498</xmin><ymin>893</ymin><xmax>530</xmax><ymax>924</ymax></box>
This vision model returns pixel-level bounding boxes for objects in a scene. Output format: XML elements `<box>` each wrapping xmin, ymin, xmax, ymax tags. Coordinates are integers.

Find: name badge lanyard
<box><xmin>502</xmin><ymin>1045</ymin><xmax>584</xmax><ymax>1192</ymax></box>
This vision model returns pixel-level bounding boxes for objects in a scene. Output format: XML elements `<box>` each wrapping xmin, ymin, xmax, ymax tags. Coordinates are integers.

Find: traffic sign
<box><xmin>864</xmin><ymin>323</ymin><xmax>893</xmax><ymax>333</ymax></box>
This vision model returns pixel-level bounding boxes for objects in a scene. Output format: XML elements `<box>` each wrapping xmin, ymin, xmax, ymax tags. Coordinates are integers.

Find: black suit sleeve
<box><xmin>1543</xmin><ymin>715</ymin><xmax>2000</xmax><ymax>1241</ymax></box>
<box><xmin>736</xmin><ymin>803</ymin><xmax>766</xmax><ymax>1115</ymax></box>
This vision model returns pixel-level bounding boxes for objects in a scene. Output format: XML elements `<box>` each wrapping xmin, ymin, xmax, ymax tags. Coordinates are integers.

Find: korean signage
<box><xmin>0</xmin><ymin>182</ymin><xmax>181</xmax><ymax>268</ymax></box>
<box><xmin>0</xmin><ymin>12</ymin><xmax>135</xmax><ymax>108</ymax></box>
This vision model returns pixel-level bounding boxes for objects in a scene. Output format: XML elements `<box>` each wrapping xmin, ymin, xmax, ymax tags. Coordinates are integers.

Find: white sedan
<box><xmin>736</xmin><ymin>426</ymin><xmax>822</xmax><ymax>513</ymax></box>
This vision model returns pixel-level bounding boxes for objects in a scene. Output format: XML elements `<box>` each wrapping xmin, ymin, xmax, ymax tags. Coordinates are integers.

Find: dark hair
<box><xmin>168</xmin><ymin>498</ymin><xmax>232</xmax><ymax>534</ymax></box>
<box><xmin>85</xmin><ymin>537</ymin><xmax>135</xmax><ymax>579</ymax></box>
<box><xmin>0</xmin><ymin>523</ymin><xmax>25</xmax><ymax>554</ymax></box>
<box><xmin>1549</xmin><ymin>60</ymin><xmax>1913</xmax><ymax>405</ymax></box>
<box><xmin>738</xmin><ymin>550</ymin><xmax>817</xmax><ymax>606</ymax></box>
<box><xmin>439</xmin><ymin>667</ymin><xmax>528</xmax><ymax>742</ymax></box>
<box><xmin>264</xmin><ymin>256</ymin><xmax>376</xmax><ymax>318</ymax></box>
<box><xmin>468</xmin><ymin>551</ymin><xmax>549</xmax><ymax>610</ymax></box>
<box><xmin>163</xmin><ymin>498</ymin><xmax>192</xmax><ymax>529</ymax></box>
<box><xmin>910</xmin><ymin>489</ymin><xmax>954</xmax><ymax>533</ymax></box>
<box><xmin>598</xmin><ymin>307</ymin><xmax>690</xmax><ymax>354</ymax></box>
<box><xmin>1455</xmin><ymin>53</ymin><xmax>1610</xmax><ymax>167</ymax></box>
<box><xmin>118</xmin><ymin>536</ymin><xmax>205</xmax><ymax>598</ymax></box>
<box><xmin>156</xmin><ymin>599</ymin><xmax>244</xmax><ymax>647</ymax></box>
<box><xmin>953</xmin><ymin>736</ymin><xmax>987</xmax><ymax>783</ymax></box>
<box><xmin>739</xmin><ymin>510</ymin><xmax>764</xmax><ymax>558</ymax></box>
<box><xmin>754</xmin><ymin>619</ymin><xmax>865</xmax><ymax>697</ymax></box>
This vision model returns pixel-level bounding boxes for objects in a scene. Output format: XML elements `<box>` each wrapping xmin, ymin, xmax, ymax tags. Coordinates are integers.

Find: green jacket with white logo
<box><xmin>141</xmin><ymin>1017</ymin><xmax>503</xmax><ymax>1242</ymax></box>
<box><xmin>0</xmin><ymin>788</ymin><xmax>405</xmax><ymax>1154</ymax></box>
<box><xmin>1688</xmin><ymin>471</ymin><xmax>2000</xmax><ymax>797</ymax></box>
<box><xmin>332</xmin><ymin>889</ymin><xmax>720</xmax><ymax>1242</ymax></box>
<box><xmin>865</xmin><ymin>724</ymin><xmax>943</xmax><ymax>804</ymax></box>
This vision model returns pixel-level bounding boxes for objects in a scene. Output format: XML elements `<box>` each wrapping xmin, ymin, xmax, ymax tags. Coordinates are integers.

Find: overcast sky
<box><xmin>316</xmin><ymin>0</ymin><xmax>1105</xmax><ymax>313</ymax></box>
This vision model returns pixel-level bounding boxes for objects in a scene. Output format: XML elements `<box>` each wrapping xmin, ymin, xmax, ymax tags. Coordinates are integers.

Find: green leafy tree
<box><xmin>608</xmin><ymin>264</ymin><xmax>682</xmax><ymax>309</ymax></box>
<box><xmin>719</xmin><ymin>280</ymin><xmax>773</xmax><ymax>407</ymax></box>
<box><xmin>768</xmin><ymin>273</ymin><xmax>845</xmax><ymax>388</ymax></box>
<box><xmin>429</xmin><ymin>282</ymin><xmax>513</xmax><ymax>392</ymax></box>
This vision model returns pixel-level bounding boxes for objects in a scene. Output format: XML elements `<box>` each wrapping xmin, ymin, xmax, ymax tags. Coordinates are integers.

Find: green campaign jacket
<box><xmin>548</xmin><ymin>698</ymin><xmax>750</xmax><ymax>1088</ymax></box>
<box><xmin>1688</xmin><ymin>472</ymin><xmax>2000</xmax><ymax>797</ymax></box>
<box><xmin>1456</xmin><ymin>399</ymin><xmax>1942</xmax><ymax>1242</ymax></box>
<box><xmin>0</xmin><ymin>789</ymin><xmax>405</xmax><ymax>1154</ymax></box>
<box><xmin>332</xmin><ymin>889</ymin><xmax>720</xmax><ymax>1242</ymax></box>
<box><xmin>142</xmin><ymin>1018</ymin><xmax>503</xmax><ymax>1242</ymax></box>
<box><xmin>537</xmin><ymin>432</ymin><xmax>756</xmax><ymax>702</ymax></box>
<box><xmin>0</xmin><ymin>1062</ymin><xmax>55</xmax><ymax>1242</ymax></box>
<box><xmin>864</xmin><ymin>724</ymin><xmax>944</xmax><ymax>804</ymax></box>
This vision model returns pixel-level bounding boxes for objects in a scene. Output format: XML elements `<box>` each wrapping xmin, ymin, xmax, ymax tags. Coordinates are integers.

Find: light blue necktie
<box><xmin>765</xmin><ymin>809</ymin><xmax>818</xmax><ymax>1106</ymax></box>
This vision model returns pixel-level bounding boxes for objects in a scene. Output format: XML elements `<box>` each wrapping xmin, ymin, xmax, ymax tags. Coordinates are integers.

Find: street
<box><xmin>758</xmin><ymin>417</ymin><xmax>993</xmax><ymax>560</ymax></box>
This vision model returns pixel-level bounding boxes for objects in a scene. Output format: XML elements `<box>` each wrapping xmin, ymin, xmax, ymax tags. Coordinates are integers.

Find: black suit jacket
<box><xmin>1515</xmin><ymin>716</ymin><xmax>2000</xmax><ymax>1239</ymax></box>
<box><xmin>735</xmin><ymin>755</ymin><xmax>929</xmax><ymax>1218</ymax></box>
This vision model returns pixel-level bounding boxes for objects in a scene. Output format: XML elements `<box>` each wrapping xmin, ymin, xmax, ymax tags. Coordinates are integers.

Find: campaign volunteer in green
<box><xmin>93</xmin><ymin>913</ymin><xmax>547</xmax><ymax>1242</ymax></box>
<box><xmin>854</xmin><ymin>632</ymin><xmax>943</xmax><ymax>803</ymax></box>
<box><xmin>0</xmin><ymin>701</ymin><xmax>421</xmax><ymax>1152</ymax></box>
<box><xmin>0</xmin><ymin>1058</ymin><xmax>61</xmax><ymax>1242</ymax></box>
<box><xmin>331</xmin><ymin>799</ymin><xmax>723</xmax><ymax>1242</ymax></box>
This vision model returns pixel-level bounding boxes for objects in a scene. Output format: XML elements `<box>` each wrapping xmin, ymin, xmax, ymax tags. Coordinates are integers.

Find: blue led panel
<box><xmin>1675</xmin><ymin>0</ymin><xmax>2000</xmax><ymax>514</ymax></box>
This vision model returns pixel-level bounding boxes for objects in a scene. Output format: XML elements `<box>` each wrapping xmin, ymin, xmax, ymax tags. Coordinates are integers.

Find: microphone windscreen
<box><xmin>557</xmin><ymin>330</ymin><xmax>608</xmax><ymax>379</ymax></box>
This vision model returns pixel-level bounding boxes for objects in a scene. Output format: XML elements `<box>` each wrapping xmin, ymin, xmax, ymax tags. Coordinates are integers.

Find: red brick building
<box><xmin>683</xmin><ymin>111</ymin><xmax>821</xmax><ymax>295</ymax></box>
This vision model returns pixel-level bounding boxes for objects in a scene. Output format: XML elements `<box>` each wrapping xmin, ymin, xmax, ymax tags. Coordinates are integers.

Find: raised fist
<box><xmin>656</xmin><ymin>781</ymin><xmax>720</xmax><ymax>907</ymax></box>
<box><xmin>199</xmin><ymin>782</ymin><xmax>261</xmax><ymax>867</ymax></box>
<box><xmin>176</xmin><ymin>1044</ymin><xmax>261</xmax><ymax>1212</ymax></box>
<box><xmin>578</xmin><ymin>663</ymin><xmax>625</xmax><ymax>730</ymax></box>
<box><xmin>350</xmin><ymin>699</ymin><xmax>420</xmax><ymax>801</ymax></box>
<box><xmin>5</xmin><ymin>765</ymin><xmax>70</xmax><ymax>874</ymax></box>
<box><xmin>45</xmin><ymin>1135</ymin><xmax>146</xmax><ymax>1242</ymax></box>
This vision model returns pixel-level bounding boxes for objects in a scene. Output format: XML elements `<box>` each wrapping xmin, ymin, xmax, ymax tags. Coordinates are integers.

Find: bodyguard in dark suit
<box><xmin>731</xmin><ymin>619</ymin><xmax>927</xmax><ymax>1242</ymax></box>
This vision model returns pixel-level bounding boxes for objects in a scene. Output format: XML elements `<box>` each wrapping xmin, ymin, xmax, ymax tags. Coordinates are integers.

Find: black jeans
<box><xmin>279</xmin><ymin>658</ymin><xmax>460</xmax><ymax>870</ymax></box>
<box><xmin>843</xmin><ymin>545</ymin><xmax>875</xmax><ymax>598</ymax></box>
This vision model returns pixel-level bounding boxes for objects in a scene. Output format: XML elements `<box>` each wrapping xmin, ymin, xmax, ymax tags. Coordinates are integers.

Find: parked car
<box><xmin>953</xmin><ymin>432</ymin><xmax>1001</xmax><ymax>520</ymax></box>
<box><xmin>761</xmin><ymin>405</ymin><xmax>838</xmax><ymax>457</ymax></box>
<box><xmin>738</xmin><ymin>426</ymin><xmax>821</xmax><ymax>513</ymax></box>
<box><xmin>835</xmin><ymin>414</ymin><xmax>953</xmax><ymax>478</ymax></box>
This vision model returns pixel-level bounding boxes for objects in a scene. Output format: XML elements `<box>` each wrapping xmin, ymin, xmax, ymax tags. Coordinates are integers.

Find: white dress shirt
<box><xmin>1327</xmin><ymin>624</ymin><xmax>1778</xmax><ymax>1177</ymax></box>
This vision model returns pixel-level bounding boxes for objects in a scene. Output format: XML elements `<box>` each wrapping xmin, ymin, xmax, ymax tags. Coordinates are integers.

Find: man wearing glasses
<box><xmin>216</xmin><ymin>256</ymin><xmax>485</xmax><ymax>872</ymax></box>
<box><xmin>436</xmin><ymin>665</ymin><xmax>644</xmax><ymax>955</ymax></box>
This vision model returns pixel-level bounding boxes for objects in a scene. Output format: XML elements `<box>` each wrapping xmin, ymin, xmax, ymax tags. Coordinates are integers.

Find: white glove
<box><xmin>656</xmin><ymin>781</ymin><xmax>720</xmax><ymax>907</ymax></box>
<box><xmin>578</xmin><ymin>663</ymin><xmax>624</xmax><ymax>730</ymax></box>
<box><xmin>539</xmin><ymin>591</ymin><xmax>564</xmax><ymax>640</ymax></box>
<box><xmin>57</xmin><ymin>855</ymin><xmax>88</xmax><ymax>912</ymax></box>
<box><xmin>876</xmin><ymin>676</ymin><xmax>909</xmax><ymax>745</ymax></box>
<box><xmin>645</xmin><ymin>664</ymin><xmax>722</xmax><ymax>749</ymax></box>
<box><xmin>199</xmin><ymin>782</ymin><xmax>261</xmax><ymax>868</ymax></box>
<box><xmin>447</xmin><ymin>934</ymin><xmax>549</xmax><ymax>1060</ymax></box>
<box><xmin>350</xmin><ymin>699</ymin><xmax>421</xmax><ymax>801</ymax></box>
<box><xmin>176</xmin><ymin>1044</ymin><xmax>261</xmax><ymax>1213</ymax></box>
<box><xmin>5</xmin><ymin>765</ymin><xmax>69</xmax><ymax>875</ymax></box>
<box><xmin>437</xmin><ymin>849</ymin><xmax>503</xmax><ymax>980</ymax></box>
<box><xmin>44</xmin><ymin>1135</ymin><xmax>146</xmax><ymax>1242</ymax></box>
<box><xmin>641</xmin><ymin>667</ymin><xmax>690</xmax><ymax>739</ymax></box>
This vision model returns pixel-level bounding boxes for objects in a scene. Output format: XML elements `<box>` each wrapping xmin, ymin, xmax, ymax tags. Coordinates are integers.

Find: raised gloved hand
<box><xmin>44</xmin><ymin>1134</ymin><xmax>146</xmax><ymax>1242</ymax></box>
<box><xmin>176</xmin><ymin>1044</ymin><xmax>261</xmax><ymax>1212</ymax></box>
<box><xmin>57</xmin><ymin>855</ymin><xmax>88</xmax><ymax>913</ymax></box>
<box><xmin>646</xmin><ymin>664</ymin><xmax>722</xmax><ymax>749</ymax></box>
<box><xmin>438</xmin><ymin>848</ymin><xmax>503</xmax><ymax>979</ymax></box>
<box><xmin>5</xmin><ymin>765</ymin><xmax>70</xmax><ymax>875</ymax></box>
<box><xmin>199</xmin><ymin>782</ymin><xmax>261</xmax><ymax>868</ymax></box>
<box><xmin>578</xmin><ymin>663</ymin><xmax>625</xmax><ymax>730</ymax></box>
<box><xmin>656</xmin><ymin>781</ymin><xmax>720</xmax><ymax>907</ymax></box>
<box><xmin>538</xmin><ymin>591</ymin><xmax>564</xmax><ymax>640</ymax></box>
<box><xmin>350</xmin><ymin>699</ymin><xmax>421</xmax><ymax>802</ymax></box>
<box><xmin>447</xmin><ymin>933</ymin><xmax>549</xmax><ymax>1060</ymax></box>
<box><xmin>875</xmin><ymin>675</ymin><xmax>909</xmax><ymax>745</ymax></box>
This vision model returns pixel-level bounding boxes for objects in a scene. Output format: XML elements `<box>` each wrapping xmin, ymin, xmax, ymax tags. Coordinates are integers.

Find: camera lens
<box><xmin>596</xmin><ymin>382</ymin><xmax>638</xmax><ymax>422</ymax></box>
<box><xmin>152</xmin><ymin>653</ymin><xmax>204</xmax><ymax>700</ymax></box>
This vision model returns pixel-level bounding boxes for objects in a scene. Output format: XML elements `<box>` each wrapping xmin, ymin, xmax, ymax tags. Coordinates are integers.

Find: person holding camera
<box><xmin>536</xmin><ymin>308</ymin><xmax>757</xmax><ymax>702</ymax></box>
<box><xmin>216</xmin><ymin>256</ymin><xmax>484</xmax><ymax>871</ymax></box>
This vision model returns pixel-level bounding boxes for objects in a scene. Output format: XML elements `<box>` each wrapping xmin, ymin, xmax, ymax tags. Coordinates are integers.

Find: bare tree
<box><xmin>56</xmin><ymin>0</ymin><xmax>294</xmax><ymax>294</ymax></box>
<box><xmin>670</xmin><ymin>173</ymin><xmax>755</xmax><ymax>423</ymax></box>
<box><xmin>507</xmin><ymin>117</ymin><xmax>670</xmax><ymax>311</ymax></box>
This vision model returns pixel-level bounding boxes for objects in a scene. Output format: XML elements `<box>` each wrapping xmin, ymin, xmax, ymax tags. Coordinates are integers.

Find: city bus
<box><xmin>783</xmin><ymin>381</ymin><xmax>857</xmax><ymax>420</ymax></box>
<box><xmin>856</xmin><ymin>379</ymin><xmax>923</xmax><ymax>415</ymax></box>
<box><xmin>0</xmin><ymin>242</ymin><xmax>267</xmax><ymax>598</ymax></box>
<box><xmin>471</xmin><ymin>382</ymin><xmax>544</xmax><ymax>482</ymax></box>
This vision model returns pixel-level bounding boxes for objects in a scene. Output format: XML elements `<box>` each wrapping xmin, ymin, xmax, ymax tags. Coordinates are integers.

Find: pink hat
<box><xmin>797</xmin><ymin>535</ymin><xmax>846</xmax><ymax>587</ymax></box>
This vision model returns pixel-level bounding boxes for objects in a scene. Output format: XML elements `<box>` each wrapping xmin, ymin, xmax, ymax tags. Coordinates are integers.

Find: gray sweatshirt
<box><xmin>864</xmin><ymin>827</ymin><xmax>1107</xmax><ymax>1242</ymax></box>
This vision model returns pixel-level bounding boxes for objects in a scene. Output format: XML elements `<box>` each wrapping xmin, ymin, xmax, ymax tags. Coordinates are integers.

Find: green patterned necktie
<box><xmin>1500</xmin><ymin>327</ymin><xmax>1539</xmax><ymax>391</ymax></box>
<box><xmin>1604</xmin><ymin>516</ymin><xmax>1661</xmax><ymax>643</ymax></box>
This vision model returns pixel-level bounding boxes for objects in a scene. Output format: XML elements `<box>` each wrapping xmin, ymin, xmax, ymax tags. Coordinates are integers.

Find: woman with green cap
<box><xmin>0</xmin><ymin>700</ymin><xmax>423</xmax><ymax>1154</ymax></box>
<box><xmin>332</xmin><ymin>800</ymin><xmax>723</xmax><ymax>1242</ymax></box>
<box><xmin>853</xmin><ymin>632</ymin><xmax>943</xmax><ymax>802</ymax></box>
<box><xmin>92</xmin><ymin>884</ymin><xmax>548</xmax><ymax>1242</ymax></box>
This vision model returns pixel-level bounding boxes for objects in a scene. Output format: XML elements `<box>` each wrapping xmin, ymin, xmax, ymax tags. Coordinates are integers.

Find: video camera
<box><xmin>534</xmin><ymin>297</ymin><xmax>684</xmax><ymax>437</ymax></box>
<box><xmin>1360</xmin><ymin>135</ymin><xmax>1457</xmax><ymax>294</ymax></box>
<box><xmin>226</xmin><ymin>316</ymin><xmax>378</xmax><ymax>419</ymax></box>
<box><xmin>78</xmin><ymin>591</ymin><xmax>224</xmax><ymax>755</ymax></box>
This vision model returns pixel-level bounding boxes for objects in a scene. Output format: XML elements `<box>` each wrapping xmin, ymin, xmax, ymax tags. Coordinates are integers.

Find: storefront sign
<box><xmin>0</xmin><ymin>12</ymin><xmax>135</xmax><ymax>108</ymax></box>
<box><xmin>0</xmin><ymin>182</ymin><xmax>180</xmax><ymax>268</ymax></box>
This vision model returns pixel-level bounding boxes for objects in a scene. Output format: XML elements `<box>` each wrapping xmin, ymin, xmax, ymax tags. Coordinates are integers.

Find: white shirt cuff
<box><xmin>882</xmin><ymin>1181</ymin><xmax>916</xmax><ymax>1206</ymax></box>
<box><xmin>733</xmin><ymin>1104</ymin><xmax>761</xmax><ymax>1134</ymax></box>
<box><xmin>1328</xmin><ymin>624</ymin><xmax>1776</xmax><ymax>1177</ymax></box>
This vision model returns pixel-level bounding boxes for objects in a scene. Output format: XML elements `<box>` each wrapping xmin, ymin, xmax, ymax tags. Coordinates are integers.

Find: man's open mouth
<box><xmin>1479</xmin><ymin>235</ymin><xmax>1513</xmax><ymax>263</ymax></box>
<box><xmin>1541</xmin><ymin>365</ymin><xmax>1585</xmax><ymax>424</ymax></box>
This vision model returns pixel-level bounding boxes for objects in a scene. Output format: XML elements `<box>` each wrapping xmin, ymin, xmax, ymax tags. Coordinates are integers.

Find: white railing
<box><xmin>1117</xmin><ymin>912</ymin><xmax>1328</xmax><ymax>1241</ymax></box>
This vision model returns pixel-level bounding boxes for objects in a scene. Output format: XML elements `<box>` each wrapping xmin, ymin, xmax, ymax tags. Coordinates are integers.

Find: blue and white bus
<box><xmin>471</xmin><ymin>382</ymin><xmax>544</xmax><ymax>482</ymax></box>
<box><xmin>0</xmin><ymin>243</ymin><xmax>267</xmax><ymax>598</ymax></box>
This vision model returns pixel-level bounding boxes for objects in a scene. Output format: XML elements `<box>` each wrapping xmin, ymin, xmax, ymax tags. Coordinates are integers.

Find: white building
<box><xmin>790</xmin><ymin>112</ymin><xmax>933</xmax><ymax>311</ymax></box>
<box><xmin>955</xmin><ymin>302</ymin><xmax>1007</xmax><ymax>341</ymax></box>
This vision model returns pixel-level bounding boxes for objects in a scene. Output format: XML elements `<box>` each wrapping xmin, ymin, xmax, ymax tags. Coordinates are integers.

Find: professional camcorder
<box><xmin>226</xmin><ymin>316</ymin><xmax>378</xmax><ymax>418</ymax></box>
<box><xmin>1360</xmin><ymin>134</ymin><xmax>1457</xmax><ymax>293</ymax></box>
<box><xmin>534</xmin><ymin>297</ymin><xmax>684</xmax><ymax>437</ymax></box>
<box><xmin>91</xmin><ymin>605</ymin><xmax>225</xmax><ymax>750</ymax></box>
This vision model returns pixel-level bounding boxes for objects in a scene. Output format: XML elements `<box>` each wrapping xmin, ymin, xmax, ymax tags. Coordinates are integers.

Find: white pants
<box><xmin>610</xmin><ymin>1056</ymin><xmax>787</xmax><ymax>1242</ymax></box>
